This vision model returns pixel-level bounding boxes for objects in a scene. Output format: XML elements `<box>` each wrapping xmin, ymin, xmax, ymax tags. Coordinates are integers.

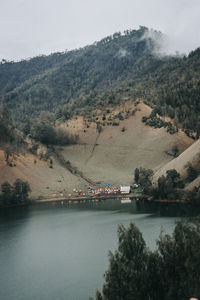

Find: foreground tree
<box><xmin>101</xmin><ymin>224</ymin><xmax>148</xmax><ymax>300</ymax></box>
<box><xmin>96</xmin><ymin>221</ymin><xmax>200</xmax><ymax>300</ymax></box>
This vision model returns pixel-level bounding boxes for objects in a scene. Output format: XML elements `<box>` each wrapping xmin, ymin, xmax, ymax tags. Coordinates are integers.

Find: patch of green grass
<box><xmin>132</xmin><ymin>188</ymin><xmax>143</xmax><ymax>194</ymax></box>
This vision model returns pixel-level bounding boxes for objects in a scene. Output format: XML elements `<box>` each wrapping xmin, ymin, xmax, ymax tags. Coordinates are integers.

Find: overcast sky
<box><xmin>0</xmin><ymin>0</ymin><xmax>200</xmax><ymax>61</ymax></box>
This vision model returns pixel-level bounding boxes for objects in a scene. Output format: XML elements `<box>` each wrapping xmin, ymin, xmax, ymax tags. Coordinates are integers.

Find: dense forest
<box><xmin>0</xmin><ymin>26</ymin><xmax>199</xmax><ymax>138</ymax></box>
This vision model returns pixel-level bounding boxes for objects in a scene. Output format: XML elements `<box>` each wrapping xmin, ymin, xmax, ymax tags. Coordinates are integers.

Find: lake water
<box><xmin>0</xmin><ymin>201</ymin><xmax>179</xmax><ymax>300</ymax></box>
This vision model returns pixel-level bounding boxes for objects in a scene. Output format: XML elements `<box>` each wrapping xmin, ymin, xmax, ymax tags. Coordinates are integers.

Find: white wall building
<box><xmin>120</xmin><ymin>186</ymin><xmax>131</xmax><ymax>194</ymax></box>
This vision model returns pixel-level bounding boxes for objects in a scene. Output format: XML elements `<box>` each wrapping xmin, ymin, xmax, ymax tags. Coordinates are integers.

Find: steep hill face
<box><xmin>153</xmin><ymin>140</ymin><xmax>200</xmax><ymax>182</ymax></box>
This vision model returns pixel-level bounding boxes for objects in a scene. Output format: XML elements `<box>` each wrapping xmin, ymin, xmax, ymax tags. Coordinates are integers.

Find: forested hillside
<box><xmin>0</xmin><ymin>26</ymin><xmax>199</xmax><ymax>136</ymax></box>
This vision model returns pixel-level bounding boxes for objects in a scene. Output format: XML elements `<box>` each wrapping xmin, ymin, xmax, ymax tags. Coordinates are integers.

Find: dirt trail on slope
<box><xmin>53</xmin><ymin>149</ymin><xmax>96</xmax><ymax>186</ymax></box>
<box><xmin>86</xmin><ymin>131</ymin><xmax>101</xmax><ymax>162</ymax></box>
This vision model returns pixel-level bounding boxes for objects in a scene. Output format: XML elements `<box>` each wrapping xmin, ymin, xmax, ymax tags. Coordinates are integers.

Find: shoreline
<box><xmin>0</xmin><ymin>193</ymin><xmax>198</xmax><ymax>209</ymax></box>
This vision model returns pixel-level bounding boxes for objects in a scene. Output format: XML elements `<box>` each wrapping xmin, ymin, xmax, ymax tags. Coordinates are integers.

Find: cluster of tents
<box><xmin>50</xmin><ymin>183</ymin><xmax>131</xmax><ymax>198</ymax></box>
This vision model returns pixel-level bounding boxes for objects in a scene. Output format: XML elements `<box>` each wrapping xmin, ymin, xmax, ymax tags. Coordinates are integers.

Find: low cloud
<box><xmin>141</xmin><ymin>28</ymin><xmax>195</xmax><ymax>57</ymax></box>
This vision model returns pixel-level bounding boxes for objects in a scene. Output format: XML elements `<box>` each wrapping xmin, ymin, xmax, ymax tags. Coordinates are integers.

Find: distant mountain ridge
<box><xmin>0</xmin><ymin>26</ymin><xmax>199</xmax><ymax>134</ymax></box>
<box><xmin>0</xmin><ymin>27</ymin><xmax>160</xmax><ymax>105</ymax></box>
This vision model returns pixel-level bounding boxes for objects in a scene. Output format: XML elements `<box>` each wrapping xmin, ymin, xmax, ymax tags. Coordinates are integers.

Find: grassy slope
<box><xmin>60</xmin><ymin>103</ymin><xmax>193</xmax><ymax>186</ymax></box>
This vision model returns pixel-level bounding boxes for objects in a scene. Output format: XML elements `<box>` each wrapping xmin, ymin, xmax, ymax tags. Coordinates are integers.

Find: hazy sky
<box><xmin>0</xmin><ymin>0</ymin><xmax>200</xmax><ymax>61</ymax></box>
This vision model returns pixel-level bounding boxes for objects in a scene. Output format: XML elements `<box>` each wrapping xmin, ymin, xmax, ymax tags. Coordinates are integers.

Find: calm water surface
<box><xmin>0</xmin><ymin>202</ymin><xmax>178</xmax><ymax>300</ymax></box>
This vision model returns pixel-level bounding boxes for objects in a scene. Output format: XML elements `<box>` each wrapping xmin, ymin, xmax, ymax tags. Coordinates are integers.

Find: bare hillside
<box><xmin>0</xmin><ymin>150</ymin><xmax>87</xmax><ymax>198</ymax></box>
<box><xmin>60</xmin><ymin>103</ymin><xmax>193</xmax><ymax>186</ymax></box>
<box><xmin>0</xmin><ymin>103</ymin><xmax>195</xmax><ymax>198</ymax></box>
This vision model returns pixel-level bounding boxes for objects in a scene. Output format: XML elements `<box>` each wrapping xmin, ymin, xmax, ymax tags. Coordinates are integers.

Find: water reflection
<box><xmin>40</xmin><ymin>197</ymin><xmax>200</xmax><ymax>217</ymax></box>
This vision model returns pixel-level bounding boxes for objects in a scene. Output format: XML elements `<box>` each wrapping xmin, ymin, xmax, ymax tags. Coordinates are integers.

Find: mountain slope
<box><xmin>0</xmin><ymin>103</ymin><xmax>194</xmax><ymax>197</ymax></box>
<box><xmin>0</xmin><ymin>27</ymin><xmax>199</xmax><ymax>198</ymax></box>
<box><xmin>1</xmin><ymin>27</ymin><xmax>163</xmax><ymax>118</ymax></box>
